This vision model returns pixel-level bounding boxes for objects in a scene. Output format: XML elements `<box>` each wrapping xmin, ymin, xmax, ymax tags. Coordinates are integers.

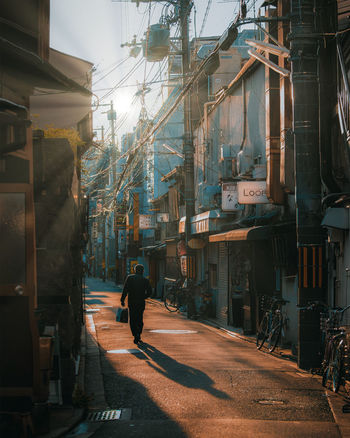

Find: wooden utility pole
<box><xmin>180</xmin><ymin>0</ymin><xmax>195</xmax><ymax>249</ymax></box>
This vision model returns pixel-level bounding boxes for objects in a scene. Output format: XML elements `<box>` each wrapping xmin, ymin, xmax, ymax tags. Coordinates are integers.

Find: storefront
<box><xmin>209</xmin><ymin>226</ymin><xmax>274</xmax><ymax>333</ymax></box>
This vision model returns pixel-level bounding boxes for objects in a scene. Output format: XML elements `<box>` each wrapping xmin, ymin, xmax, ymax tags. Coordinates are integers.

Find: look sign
<box><xmin>237</xmin><ymin>181</ymin><xmax>269</xmax><ymax>204</ymax></box>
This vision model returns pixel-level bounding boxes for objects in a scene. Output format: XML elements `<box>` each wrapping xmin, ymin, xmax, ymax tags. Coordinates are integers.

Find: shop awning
<box><xmin>209</xmin><ymin>225</ymin><xmax>271</xmax><ymax>242</ymax></box>
<box><xmin>321</xmin><ymin>208</ymin><xmax>349</xmax><ymax>230</ymax></box>
<box><xmin>140</xmin><ymin>243</ymin><xmax>166</xmax><ymax>252</ymax></box>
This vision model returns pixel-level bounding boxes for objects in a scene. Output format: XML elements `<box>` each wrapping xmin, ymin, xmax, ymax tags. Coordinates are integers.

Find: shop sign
<box><xmin>180</xmin><ymin>256</ymin><xmax>187</xmax><ymax>276</ymax></box>
<box><xmin>237</xmin><ymin>181</ymin><xmax>269</xmax><ymax>204</ymax></box>
<box><xmin>177</xmin><ymin>239</ymin><xmax>187</xmax><ymax>256</ymax></box>
<box><xmin>188</xmin><ymin>238</ymin><xmax>206</xmax><ymax>249</ymax></box>
<box><xmin>222</xmin><ymin>183</ymin><xmax>243</xmax><ymax>211</ymax></box>
<box><xmin>179</xmin><ymin>216</ymin><xmax>186</xmax><ymax>233</ymax></box>
<box><xmin>157</xmin><ymin>213</ymin><xmax>169</xmax><ymax>223</ymax></box>
<box><xmin>139</xmin><ymin>214</ymin><xmax>155</xmax><ymax>229</ymax></box>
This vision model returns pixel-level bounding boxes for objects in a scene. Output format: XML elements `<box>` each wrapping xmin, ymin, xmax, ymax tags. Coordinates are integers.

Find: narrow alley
<box><xmin>67</xmin><ymin>278</ymin><xmax>345</xmax><ymax>438</ymax></box>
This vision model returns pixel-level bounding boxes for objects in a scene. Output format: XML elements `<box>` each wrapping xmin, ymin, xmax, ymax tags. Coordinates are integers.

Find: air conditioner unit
<box><xmin>237</xmin><ymin>149</ymin><xmax>254</xmax><ymax>176</ymax></box>
<box><xmin>219</xmin><ymin>144</ymin><xmax>240</xmax><ymax>179</ymax></box>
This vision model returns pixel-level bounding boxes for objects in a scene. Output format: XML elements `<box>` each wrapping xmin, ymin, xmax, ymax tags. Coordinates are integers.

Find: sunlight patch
<box><xmin>149</xmin><ymin>329</ymin><xmax>197</xmax><ymax>334</ymax></box>
<box><xmin>107</xmin><ymin>349</ymin><xmax>142</xmax><ymax>354</ymax></box>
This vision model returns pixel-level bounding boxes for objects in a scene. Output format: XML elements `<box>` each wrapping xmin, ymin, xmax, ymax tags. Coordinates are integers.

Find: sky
<box><xmin>50</xmin><ymin>0</ymin><xmax>263</xmax><ymax>144</ymax></box>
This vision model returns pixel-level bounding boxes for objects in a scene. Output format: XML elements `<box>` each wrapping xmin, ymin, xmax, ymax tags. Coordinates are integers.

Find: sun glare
<box><xmin>113</xmin><ymin>93</ymin><xmax>133</xmax><ymax>115</ymax></box>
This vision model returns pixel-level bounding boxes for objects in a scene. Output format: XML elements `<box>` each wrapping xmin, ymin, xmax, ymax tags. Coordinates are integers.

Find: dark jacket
<box><xmin>121</xmin><ymin>273</ymin><xmax>152</xmax><ymax>307</ymax></box>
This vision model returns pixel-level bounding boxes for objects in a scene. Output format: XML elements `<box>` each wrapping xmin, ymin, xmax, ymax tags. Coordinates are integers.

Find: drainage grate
<box><xmin>87</xmin><ymin>410</ymin><xmax>122</xmax><ymax>422</ymax></box>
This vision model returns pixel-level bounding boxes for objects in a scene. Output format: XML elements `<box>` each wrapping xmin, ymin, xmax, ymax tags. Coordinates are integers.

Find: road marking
<box><xmin>107</xmin><ymin>349</ymin><xmax>143</xmax><ymax>354</ymax></box>
<box><xmin>87</xmin><ymin>315</ymin><xmax>96</xmax><ymax>334</ymax></box>
<box><xmin>85</xmin><ymin>308</ymin><xmax>100</xmax><ymax>313</ymax></box>
<box><xmin>257</xmin><ymin>399</ymin><xmax>286</xmax><ymax>405</ymax></box>
<box><xmin>149</xmin><ymin>329</ymin><xmax>197</xmax><ymax>334</ymax></box>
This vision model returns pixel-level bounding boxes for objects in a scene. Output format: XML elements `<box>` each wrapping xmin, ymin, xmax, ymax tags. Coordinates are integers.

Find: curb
<box><xmin>39</xmin><ymin>325</ymin><xmax>87</xmax><ymax>438</ymax></box>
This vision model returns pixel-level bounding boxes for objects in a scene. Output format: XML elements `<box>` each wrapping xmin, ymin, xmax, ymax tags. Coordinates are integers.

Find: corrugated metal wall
<box><xmin>217</xmin><ymin>242</ymin><xmax>229</xmax><ymax>327</ymax></box>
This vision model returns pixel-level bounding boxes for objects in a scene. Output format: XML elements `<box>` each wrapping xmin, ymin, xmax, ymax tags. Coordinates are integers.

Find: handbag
<box><xmin>116</xmin><ymin>307</ymin><xmax>128</xmax><ymax>323</ymax></box>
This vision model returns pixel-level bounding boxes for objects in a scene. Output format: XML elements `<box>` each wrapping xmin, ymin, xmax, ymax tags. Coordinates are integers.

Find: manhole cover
<box><xmin>149</xmin><ymin>329</ymin><xmax>197</xmax><ymax>334</ymax></box>
<box><xmin>87</xmin><ymin>410</ymin><xmax>121</xmax><ymax>422</ymax></box>
<box><xmin>257</xmin><ymin>399</ymin><xmax>285</xmax><ymax>405</ymax></box>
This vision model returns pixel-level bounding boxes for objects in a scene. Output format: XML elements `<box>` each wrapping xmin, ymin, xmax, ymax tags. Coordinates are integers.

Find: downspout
<box><xmin>318</xmin><ymin>0</ymin><xmax>340</xmax><ymax>193</ymax></box>
<box><xmin>203</xmin><ymin>100</ymin><xmax>216</xmax><ymax>181</ymax></box>
<box><xmin>240</xmin><ymin>78</ymin><xmax>246</xmax><ymax>151</ymax></box>
<box><xmin>204</xmin><ymin>101</ymin><xmax>216</xmax><ymax>143</ymax></box>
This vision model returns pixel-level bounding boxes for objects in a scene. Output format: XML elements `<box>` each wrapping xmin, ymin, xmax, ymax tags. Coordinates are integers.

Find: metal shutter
<box><xmin>217</xmin><ymin>242</ymin><xmax>228</xmax><ymax>327</ymax></box>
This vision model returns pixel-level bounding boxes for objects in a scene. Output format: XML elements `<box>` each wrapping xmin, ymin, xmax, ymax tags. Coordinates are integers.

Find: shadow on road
<box><xmin>97</xmin><ymin>346</ymin><xmax>188</xmax><ymax>437</ymax></box>
<box><xmin>138</xmin><ymin>343</ymin><xmax>231</xmax><ymax>400</ymax></box>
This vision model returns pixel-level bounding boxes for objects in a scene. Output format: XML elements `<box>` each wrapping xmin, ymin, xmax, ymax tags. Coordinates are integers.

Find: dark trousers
<box><xmin>129</xmin><ymin>304</ymin><xmax>145</xmax><ymax>338</ymax></box>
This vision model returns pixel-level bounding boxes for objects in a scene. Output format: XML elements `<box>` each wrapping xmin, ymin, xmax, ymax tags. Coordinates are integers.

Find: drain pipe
<box><xmin>290</xmin><ymin>0</ymin><xmax>326</xmax><ymax>370</ymax></box>
<box><xmin>240</xmin><ymin>78</ymin><xmax>246</xmax><ymax>151</ymax></box>
<box><xmin>203</xmin><ymin>100</ymin><xmax>216</xmax><ymax>181</ymax></box>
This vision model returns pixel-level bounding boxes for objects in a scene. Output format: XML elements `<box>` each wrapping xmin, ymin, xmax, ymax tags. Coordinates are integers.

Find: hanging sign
<box><xmin>222</xmin><ymin>183</ymin><xmax>243</xmax><ymax>211</ymax></box>
<box><xmin>139</xmin><ymin>214</ymin><xmax>155</xmax><ymax>229</ymax></box>
<box><xmin>237</xmin><ymin>181</ymin><xmax>269</xmax><ymax>204</ymax></box>
<box><xmin>188</xmin><ymin>238</ymin><xmax>206</xmax><ymax>249</ymax></box>
<box><xmin>157</xmin><ymin>213</ymin><xmax>169</xmax><ymax>223</ymax></box>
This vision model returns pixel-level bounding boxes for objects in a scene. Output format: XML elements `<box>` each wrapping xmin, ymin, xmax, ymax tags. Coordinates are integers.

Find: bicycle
<box><xmin>321</xmin><ymin>304</ymin><xmax>350</xmax><ymax>392</ymax></box>
<box><xmin>299</xmin><ymin>301</ymin><xmax>350</xmax><ymax>392</ymax></box>
<box><xmin>164</xmin><ymin>279</ymin><xmax>189</xmax><ymax>313</ymax></box>
<box><xmin>256</xmin><ymin>296</ymin><xmax>290</xmax><ymax>353</ymax></box>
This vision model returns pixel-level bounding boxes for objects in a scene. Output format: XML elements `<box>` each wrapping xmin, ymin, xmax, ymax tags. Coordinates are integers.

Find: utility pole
<box><xmin>107</xmin><ymin>103</ymin><xmax>120</xmax><ymax>283</ymax></box>
<box><xmin>108</xmin><ymin>101</ymin><xmax>117</xmax><ymax>185</ymax></box>
<box><xmin>290</xmin><ymin>0</ymin><xmax>325</xmax><ymax>369</ymax></box>
<box><xmin>180</xmin><ymin>0</ymin><xmax>195</xmax><ymax>243</ymax></box>
<box><xmin>180</xmin><ymin>0</ymin><xmax>196</xmax><ymax>318</ymax></box>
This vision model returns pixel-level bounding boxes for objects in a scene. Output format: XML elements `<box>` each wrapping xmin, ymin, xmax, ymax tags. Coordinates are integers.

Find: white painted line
<box><xmin>107</xmin><ymin>349</ymin><xmax>143</xmax><ymax>354</ymax></box>
<box><xmin>87</xmin><ymin>314</ymin><xmax>96</xmax><ymax>334</ymax></box>
<box><xmin>85</xmin><ymin>308</ymin><xmax>100</xmax><ymax>313</ymax></box>
<box><xmin>149</xmin><ymin>329</ymin><xmax>197</xmax><ymax>334</ymax></box>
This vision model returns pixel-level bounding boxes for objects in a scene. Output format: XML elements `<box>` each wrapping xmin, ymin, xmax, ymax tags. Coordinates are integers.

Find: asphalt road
<box><xmin>70</xmin><ymin>278</ymin><xmax>343</xmax><ymax>438</ymax></box>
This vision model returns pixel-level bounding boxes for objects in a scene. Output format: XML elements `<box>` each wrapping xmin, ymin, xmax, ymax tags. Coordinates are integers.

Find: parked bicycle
<box><xmin>298</xmin><ymin>301</ymin><xmax>350</xmax><ymax>393</ymax></box>
<box><xmin>164</xmin><ymin>279</ymin><xmax>190</xmax><ymax>313</ymax></box>
<box><xmin>321</xmin><ymin>304</ymin><xmax>350</xmax><ymax>392</ymax></box>
<box><xmin>256</xmin><ymin>296</ymin><xmax>289</xmax><ymax>353</ymax></box>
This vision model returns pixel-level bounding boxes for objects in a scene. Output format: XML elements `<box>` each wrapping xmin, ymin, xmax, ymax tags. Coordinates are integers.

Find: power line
<box><xmin>199</xmin><ymin>0</ymin><xmax>212</xmax><ymax>37</ymax></box>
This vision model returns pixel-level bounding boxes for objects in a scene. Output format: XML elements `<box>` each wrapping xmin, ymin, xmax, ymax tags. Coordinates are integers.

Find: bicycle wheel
<box><xmin>332</xmin><ymin>344</ymin><xmax>344</xmax><ymax>393</ymax></box>
<box><xmin>322</xmin><ymin>338</ymin><xmax>333</xmax><ymax>387</ymax></box>
<box><xmin>267</xmin><ymin>313</ymin><xmax>282</xmax><ymax>353</ymax></box>
<box><xmin>164</xmin><ymin>292</ymin><xmax>178</xmax><ymax>312</ymax></box>
<box><xmin>256</xmin><ymin>314</ymin><xmax>269</xmax><ymax>350</ymax></box>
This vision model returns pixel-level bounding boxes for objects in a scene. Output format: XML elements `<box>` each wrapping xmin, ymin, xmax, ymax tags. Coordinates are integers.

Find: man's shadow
<box><xmin>138</xmin><ymin>343</ymin><xmax>230</xmax><ymax>400</ymax></box>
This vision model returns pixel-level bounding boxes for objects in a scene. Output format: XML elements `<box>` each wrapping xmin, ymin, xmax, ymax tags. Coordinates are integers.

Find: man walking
<box><xmin>121</xmin><ymin>264</ymin><xmax>152</xmax><ymax>344</ymax></box>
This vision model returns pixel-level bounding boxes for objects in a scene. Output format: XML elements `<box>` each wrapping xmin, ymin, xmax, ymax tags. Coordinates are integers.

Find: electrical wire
<box><xmin>199</xmin><ymin>0</ymin><xmax>212</xmax><ymax>37</ymax></box>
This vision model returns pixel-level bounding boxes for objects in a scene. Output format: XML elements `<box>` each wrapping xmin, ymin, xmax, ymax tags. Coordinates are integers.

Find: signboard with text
<box><xmin>237</xmin><ymin>181</ymin><xmax>269</xmax><ymax>204</ymax></box>
<box><xmin>139</xmin><ymin>214</ymin><xmax>155</xmax><ymax>229</ymax></box>
<box><xmin>156</xmin><ymin>213</ymin><xmax>169</xmax><ymax>223</ymax></box>
<box><xmin>222</xmin><ymin>183</ymin><xmax>243</xmax><ymax>211</ymax></box>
